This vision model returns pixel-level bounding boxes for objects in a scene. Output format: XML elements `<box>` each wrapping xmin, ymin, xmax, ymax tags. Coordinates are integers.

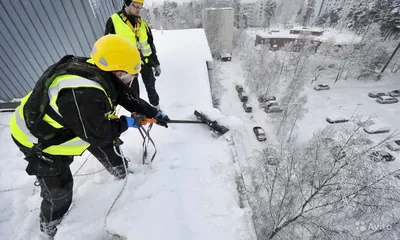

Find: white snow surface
<box><xmin>0</xmin><ymin>29</ymin><xmax>255</xmax><ymax>240</ymax></box>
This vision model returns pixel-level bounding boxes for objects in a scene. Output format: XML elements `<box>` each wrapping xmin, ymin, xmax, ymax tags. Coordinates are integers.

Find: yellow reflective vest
<box><xmin>111</xmin><ymin>13</ymin><xmax>152</xmax><ymax>63</ymax></box>
<box><xmin>10</xmin><ymin>59</ymin><xmax>115</xmax><ymax>156</ymax></box>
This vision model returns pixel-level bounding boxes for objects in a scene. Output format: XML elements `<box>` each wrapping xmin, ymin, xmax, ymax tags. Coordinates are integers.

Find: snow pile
<box><xmin>198</xmin><ymin>107</ymin><xmax>244</xmax><ymax>131</ymax></box>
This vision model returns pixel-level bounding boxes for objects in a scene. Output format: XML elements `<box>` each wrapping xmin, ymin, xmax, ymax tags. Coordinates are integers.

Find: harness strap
<box><xmin>117</xmin><ymin>13</ymin><xmax>146</xmax><ymax>62</ymax></box>
<box><xmin>138</xmin><ymin>123</ymin><xmax>157</xmax><ymax>164</ymax></box>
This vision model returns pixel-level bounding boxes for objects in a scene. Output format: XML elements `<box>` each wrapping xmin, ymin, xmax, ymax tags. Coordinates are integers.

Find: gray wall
<box><xmin>0</xmin><ymin>0</ymin><xmax>123</xmax><ymax>101</ymax></box>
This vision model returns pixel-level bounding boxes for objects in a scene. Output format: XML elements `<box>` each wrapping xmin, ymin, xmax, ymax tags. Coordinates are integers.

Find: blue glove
<box><xmin>155</xmin><ymin>111</ymin><xmax>171</xmax><ymax>128</ymax></box>
<box><xmin>122</xmin><ymin>114</ymin><xmax>145</xmax><ymax>128</ymax></box>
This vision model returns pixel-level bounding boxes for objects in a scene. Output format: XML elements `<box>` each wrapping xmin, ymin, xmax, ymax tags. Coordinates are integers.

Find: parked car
<box><xmin>369</xmin><ymin>150</ymin><xmax>395</xmax><ymax>162</ymax></box>
<box><xmin>264</xmin><ymin>106</ymin><xmax>283</xmax><ymax>113</ymax></box>
<box><xmin>235</xmin><ymin>85</ymin><xmax>244</xmax><ymax>93</ymax></box>
<box><xmin>368</xmin><ymin>91</ymin><xmax>387</xmax><ymax>98</ymax></box>
<box><xmin>364</xmin><ymin>124</ymin><xmax>390</xmax><ymax>134</ymax></box>
<box><xmin>220</xmin><ymin>52</ymin><xmax>232</xmax><ymax>61</ymax></box>
<box><xmin>260</xmin><ymin>101</ymin><xmax>278</xmax><ymax>109</ymax></box>
<box><xmin>242</xmin><ymin>103</ymin><xmax>252</xmax><ymax>112</ymax></box>
<box><xmin>258</xmin><ymin>96</ymin><xmax>276</xmax><ymax>102</ymax></box>
<box><xmin>253</xmin><ymin>126</ymin><xmax>267</xmax><ymax>141</ymax></box>
<box><xmin>376</xmin><ymin>95</ymin><xmax>399</xmax><ymax>104</ymax></box>
<box><xmin>238</xmin><ymin>91</ymin><xmax>248</xmax><ymax>102</ymax></box>
<box><xmin>387</xmin><ymin>140</ymin><xmax>400</xmax><ymax>151</ymax></box>
<box><xmin>314</xmin><ymin>84</ymin><xmax>330</xmax><ymax>91</ymax></box>
<box><xmin>326</xmin><ymin>115</ymin><xmax>349</xmax><ymax>124</ymax></box>
<box><xmin>388</xmin><ymin>89</ymin><xmax>400</xmax><ymax>97</ymax></box>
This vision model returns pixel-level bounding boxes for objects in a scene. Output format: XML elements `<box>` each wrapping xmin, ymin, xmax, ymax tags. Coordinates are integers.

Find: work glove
<box><xmin>121</xmin><ymin>114</ymin><xmax>146</xmax><ymax>128</ymax></box>
<box><xmin>155</xmin><ymin>111</ymin><xmax>171</xmax><ymax>128</ymax></box>
<box><xmin>154</xmin><ymin>65</ymin><xmax>161</xmax><ymax>77</ymax></box>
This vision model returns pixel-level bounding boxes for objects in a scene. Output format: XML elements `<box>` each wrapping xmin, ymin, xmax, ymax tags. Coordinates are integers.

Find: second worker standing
<box><xmin>105</xmin><ymin>0</ymin><xmax>162</xmax><ymax>110</ymax></box>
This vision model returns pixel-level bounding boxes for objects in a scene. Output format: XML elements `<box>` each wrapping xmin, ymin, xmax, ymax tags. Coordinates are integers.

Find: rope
<box><xmin>138</xmin><ymin>124</ymin><xmax>157</xmax><ymax>164</ymax></box>
<box><xmin>103</xmin><ymin>144</ymin><xmax>129</xmax><ymax>239</ymax></box>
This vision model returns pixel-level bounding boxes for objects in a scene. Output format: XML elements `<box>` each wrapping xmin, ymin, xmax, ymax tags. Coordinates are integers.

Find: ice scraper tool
<box><xmin>169</xmin><ymin>110</ymin><xmax>229</xmax><ymax>134</ymax></box>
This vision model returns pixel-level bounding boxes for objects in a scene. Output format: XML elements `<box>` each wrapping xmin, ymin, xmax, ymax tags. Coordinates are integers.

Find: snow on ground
<box><xmin>215</xmin><ymin>54</ymin><xmax>400</xmax><ymax>176</ymax></box>
<box><xmin>0</xmin><ymin>29</ymin><xmax>255</xmax><ymax>240</ymax></box>
<box><xmin>297</xmin><ymin>72</ymin><xmax>400</xmax><ymax>168</ymax></box>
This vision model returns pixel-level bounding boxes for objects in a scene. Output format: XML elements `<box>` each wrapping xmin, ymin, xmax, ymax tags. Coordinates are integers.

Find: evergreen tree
<box><xmin>296</xmin><ymin>3</ymin><xmax>304</xmax><ymax>24</ymax></box>
<box><xmin>263</xmin><ymin>0</ymin><xmax>277</xmax><ymax>29</ymax></box>
<box><xmin>302</xmin><ymin>0</ymin><xmax>316</xmax><ymax>26</ymax></box>
<box><xmin>315</xmin><ymin>11</ymin><xmax>329</xmax><ymax>26</ymax></box>
<box><xmin>329</xmin><ymin>7</ymin><xmax>342</xmax><ymax>27</ymax></box>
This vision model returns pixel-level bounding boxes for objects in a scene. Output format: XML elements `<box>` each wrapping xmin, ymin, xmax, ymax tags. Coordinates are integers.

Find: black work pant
<box><xmin>13</xmin><ymin>138</ymin><xmax>74</xmax><ymax>236</ymax></box>
<box><xmin>131</xmin><ymin>63</ymin><xmax>159</xmax><ymax>106</ymax></box>
<box><xmin>13</xmin><ymin>138</ymin><xmax>127</xmax><ymax>236</ymax></box>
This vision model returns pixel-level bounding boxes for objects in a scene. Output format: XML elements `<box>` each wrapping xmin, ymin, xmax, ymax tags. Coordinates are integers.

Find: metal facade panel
<box><xmin>0</xmin><ymin>0</ymin><xmax>120</xmax><ymax>100</ymax></box>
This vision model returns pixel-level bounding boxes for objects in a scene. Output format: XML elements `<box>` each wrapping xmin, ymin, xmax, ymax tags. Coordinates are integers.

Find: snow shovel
<box><xmin>168</xmin><ymin>110</ymin><xmax>229</xmax><ymax>134</ymax></box>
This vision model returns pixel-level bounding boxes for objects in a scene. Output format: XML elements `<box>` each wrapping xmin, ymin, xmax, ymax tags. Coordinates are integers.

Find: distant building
<box><xmin>289</xmin><ymin>28</ymin><xmax>324</xmax><ymax>36</ymax></box>
<box><xmin>202</xmin><ymin>8</ymin><xmax>234</xmax><ymax>56</ymax></box>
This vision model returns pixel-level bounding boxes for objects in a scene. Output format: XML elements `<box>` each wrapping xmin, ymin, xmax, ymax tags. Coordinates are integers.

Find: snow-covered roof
<box><xmin>379</xmin><ymin>96</ymin><xmax>395</xmax><ymax>100</ymax></box>
<box><xmin>364</xmin><ymin>124</ymin><xmax>391</xmax><ymax>132</ymax></box>
<box><xmin>326</xmin><ymin>115</ymin><xmax>349</xmax><ymax>121</ymax></box>
<box><xmin>291</xmin><ymin>27</ymin><xmax>324</xmax><ymax>32</ymax></box>
<box><xmin>254</xmin><ymin>27</ymin><xmax>363</xmax><ymax>45</ymax></box>
<box><xmin>204</xmin><ymin>7</ymin><xmax>234</xmax><ymax>10</ymax></box>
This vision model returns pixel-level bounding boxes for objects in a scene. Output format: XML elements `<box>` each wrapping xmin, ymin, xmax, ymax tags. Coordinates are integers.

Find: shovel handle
<box><xmin>169</xmin><ymin>119</ymin><xmax>206</xmax><ymax>124</ymax></box>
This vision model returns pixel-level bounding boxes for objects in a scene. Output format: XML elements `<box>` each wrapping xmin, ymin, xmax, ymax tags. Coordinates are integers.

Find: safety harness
<box><xmin>23</xmin><ymin>55</ymin><xmax>118</xmax><ymax>159</ymax></box>
<box><xmin>117</xmin><ymin>12</ymin><xmax>152</xmax><ymax>64</ymax></box>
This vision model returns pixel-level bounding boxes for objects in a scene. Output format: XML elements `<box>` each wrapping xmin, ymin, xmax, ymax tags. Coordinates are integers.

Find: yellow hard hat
<box><xmin>124</xmin><ymin>0</ymin><xmax>144</xmax><ymax>5</ymax></box>
<box><xmin>90</xmin><ymin>34</ymin><xmax>141</xmax><ymax>74</ymax></box>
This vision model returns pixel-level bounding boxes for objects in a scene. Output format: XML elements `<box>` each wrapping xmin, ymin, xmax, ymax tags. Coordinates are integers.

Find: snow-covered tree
<box><xmin>262</xmin><ymin>0</ymin><xmax>277</xmax><ymax>30</ymax></box>
<box><xmin>296</xmin><ymin>3</ymin><xmax>304</xmax><ymax>24</ymax></box>
<box><xmin>315</xmin><ymin>11</ymin><xmax>329</xmax><ymax>26</ymax></box>
<box><xmin>249</xmin><ymin>126</ymin><xmax>400</xmax><ymax>239</ymax></box>
<box><xmin>329</xmin><ymin>7</ymin><xmax>342</xmax><ymax>27</ymax></box>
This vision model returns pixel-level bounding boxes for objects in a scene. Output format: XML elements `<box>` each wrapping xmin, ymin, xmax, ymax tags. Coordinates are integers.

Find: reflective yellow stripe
<box><xmin>43</xmin><ymin>137</ymin><xmax>89</xmax><ymax>155</ymax></box>
<box><xmin>10</xmin><ymin>75</ymin><xmax>111</xmax><ymax>156</ymax></box>
<box><xmin>42</xmin><ymin>114</ymin><xmax>63</xmax><ymax>129</ymax></box>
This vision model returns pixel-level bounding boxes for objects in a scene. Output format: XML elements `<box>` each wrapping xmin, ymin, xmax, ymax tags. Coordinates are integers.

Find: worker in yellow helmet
<box><xmin>105</xmin><ymin>0</ymin><xmax>162</xmax><ymax>110</ymax></box>
<box><xmin>9</xmin><ymin>34</ymin><xmax>170</xmax><ymax>238</ymax></box>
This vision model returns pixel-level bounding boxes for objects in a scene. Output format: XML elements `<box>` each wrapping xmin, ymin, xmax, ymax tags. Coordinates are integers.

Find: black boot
<box><xmin>40</xmin><ymin>213</ymin><xmax>61</xmax><ymax>239</ymax></box>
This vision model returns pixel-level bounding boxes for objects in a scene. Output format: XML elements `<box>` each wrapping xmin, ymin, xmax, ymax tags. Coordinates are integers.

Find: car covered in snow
<box><xmin>259</xmin><ymin>100</ymin><xmax>278</xmax><ymax>109</ymax></box>
<box><xmin>220</xmin><ymin>52</ymin><xmax>232</xmax><ymax>61</ymax></box>
<box><xmin>235</xmin><ymin>85</ymin><xmax>244</xmax><ymax>93</ymax></box>
<box><xmin>369</xmin><ymin>150</ymin><xmax>395</xmax><ymax>162</ymax></box>
<box><xmin>242</xmin><ymin>103</ymin><xmax>252</xmax><ymax>112</ymax></box>
<box><xmin>238</xmin><ymin>91</ymin><xmax>248</xmax><ymax>102</ymax></box>
<box><xmin>258</xmin><ymin>96</ymin><xmax>276</xmax><ymax>102</ymax></box>
<box><xmin>264</xmin><ymin>105</ymin><xmax>283</xmax><ymax>113</ymax></box>
<box><xmin>363</xmin><ymin>124</ymin><xmax>390</xmax><ymax>134</ymax></box>
<box><xmin>326</xmin><ymin>115</ymin><xmax>349</xmax><ymax>124</ymax></box>
<box><xmin>387</xmin><ymin>140</ymin><xmax>400</xmax><ymax>151</ymax></box>
<box><xmin>314</xmin><ymin>84</ymin><xmax>330</xmax><ymax>91</ymax></box>
<box><xmin>376</xmin><ymin>95</ymin><xmax>399</xmax><ymax>104</ymax></box>
<box><xmin>253</xmin><ymin>126</ymin><xmax>267</xmax><ymax>141</ymax></box>
<box><xmin>368</xmin><ymin>91</ymin><xmax>387</xmax><ymax>98</ymax></box>
<box><xmin>388</xmin><ymin>89</ymin><xmax>400</xmax><ymax>97</ymax></box>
